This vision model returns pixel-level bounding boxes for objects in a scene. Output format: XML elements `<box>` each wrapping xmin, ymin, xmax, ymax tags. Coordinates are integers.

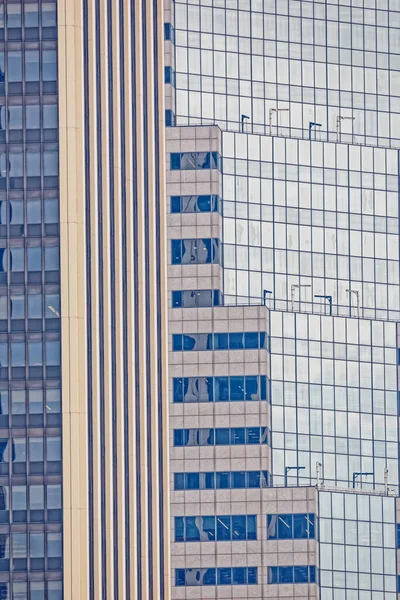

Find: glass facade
<box><xmin>167</xmin><ymin>1</ymin><xmax>400</xmax><ymax>598</ymax></box>
<box><xmin>0</xmin><ymin>2</ymin><xmax>62</xmax><ymax>596</ymax></box>
<box><xmin>270</xmin><ymin>311</ymin><xmax>398</xmax><ymax>491</ymax></box>
<box><xmin>174</xmin><ymin>0</ymin><xmax>400</xmax><ymax>148</ymax></box>
<box><xmin>319</xmin><ymin>491</ymin><xmax>397</xmax><ymax>598</ymax></box>
<box><xmin>222</xmin><ymin>132</ymin><xmax>399</xmax><ymax>320</ymax></box>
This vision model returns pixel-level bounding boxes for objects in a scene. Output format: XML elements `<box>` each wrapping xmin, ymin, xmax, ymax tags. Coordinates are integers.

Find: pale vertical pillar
<box><xmin>58</xmin><ymin>0</ymin><xmax>89</xmax><ymax>598</ymax></box>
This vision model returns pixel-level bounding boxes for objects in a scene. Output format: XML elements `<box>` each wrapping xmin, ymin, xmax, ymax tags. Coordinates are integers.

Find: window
<box><xmin>164</xmin><ymin>66</ymin><xmax>175</xmax><ymax>86</ymax></box>
<box><xmin>175</xmin><ymin>567</ymin><xmax>257</xmax><ymax>586</ymax></box>
<box><xmin>12</xmin><ymin>532</ymin><xmax>27</xmax><ymax>570</ymax></box>
<box><xmin>7</xmin><ymin>4</ymin><xmax>21</xmax><ymax>29</ymax></box>
<box><xmin>43</xmin><ymin>105</ymin><xmax>58</xmax><ymax>129</ymax></box>
<box><xmin>268</xmin><ymin>565</ymin><xmax>316</xmax><ymax>584</ymax></box>
<box><xmin>177</xmin><ymin>471</ymin><xmax>265</xmax><ymax>491</ymax></box>
<box><xmin>48</xmin><ymin>581</ymin><xmax>63</xmax><ymax>599</ymax></box>
<box><xmin>165</xmin><ymin>109</ymin><xmax>175</xmax><ymax>127</ymax></box>
<box><xmin>171</xmin><ymin>238</ymin><xmax>220</xmax><ymax>264</ymax></box>
<box><xmin>164</xmin><ymin>23</ymin><xmax>174</xmax><ymax>41</ymax></box>
<box><xmin>25</xmin><ymin>50</ymin><xmax>39</xmax><ymax>81</ymax></box>
<box><xmin>173</xmin><ymin>427</ymin><xmax>269</xmax><ymax>446</ymax></box>
<box><xmin>47</xmin><ymin>532</ymin><xmax>62</xmax><ymax>569</ymax></box>
<box><xmin>170</xmin><ymin>194</ymin><xmax>220</xmax><ymax>214</ymax></box>
<box><xmin>267</xmin><ymin>514</ymin><xmax>315</xmax><ymax>540</ymax></box>
<box><xmin>24</xmin><ymin>4</ymin><xmax>39</xmax><ymax>28</ymax></box>
<box><xmin>175</xmin><ymin>515</ymin><xmax>256</xmax><ymax>542</ymax></box>
<box><xmin>42</xmin><ymin>3</ymin><xmax>57</xmax><ymax>28</ymax></box>
<box><xmin>42</xmin><ymin>50</ymin><xmax>57</xmax><ymax>81</ymax></box>
<box><xmin>172</xmin><ymin>289</ymin><xmax>222</xmax><ymax>308</ymax></box>
<box><xmin>172</xmin><ymin>332</ymin><xmax>267</xmax><ymax>351</ymax></box>
<box><xmin>173</xmin><ymin>376</ymin><xmax>269</xmax><ymax>402</ymax></box>
<box><xmin>8</xmin><ymin>51</ymin><xmax>22</xmax><ymax>82</ymax></box>
<box><xmin>170</xmin><ymin>152</ymin><xmax>220</xmax><ymax>170</ymax></box>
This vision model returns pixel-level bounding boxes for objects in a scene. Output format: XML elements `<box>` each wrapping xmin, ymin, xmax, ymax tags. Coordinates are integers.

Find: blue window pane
<box><xmin>175</xmin><ymin>569</ymin><xmax>185</xmax><ymax>587</ymax></box>
<box><xmin>214</xmin><ymin>333</ymin><xmax>228</xmax><ymax>350</ymax></box>
<box><xmin>170</xmin><ymin>196</ymin><xmax>180</xmax><ymax>213</ymax></box>
<box><xmin>260</xmin><ymin>332</ymin><xmax>266</xmax><ymax>348</ymax></box>
<box><xmin>216</xmin><ymin>472</ymin><xmax>230</xmax><ymax>489</ymax></box>
<box><xmin>232</xmin><ymin>567</ymin><xmax>246</xmax><ymax>585</ymax></box>
<box><xmin>261</xmin><ymin>471</ymin><xmax>269</xmax><ymax>487</ymax></box>
<box><xmin>200</xmin><ymin>153</ymin><xmax>210</xmax><ymax>169</ymax></box>
<box><xmin>246</xmin><ymin>427</ymin><xmax>260</xmax><ymax>444</ymax></box>
<box><xmin>260</xmin><ymin>376</ymin><xmax>267</xmax><ymax>401</ymax></box>
<box><xmin>309</xmin><ymin>566</ymin><xmax>316</xmax><ymax>583</ymax></box>
<box><xmin>294</xmin><ymin>514</ymin><xmax>314</xmax><ymax>539</ymax></box>
<box><xmin>244</xmin><ymin>332</ymin><xmax>259</xmax><ymax>348</ymax></box>
<box><xmin>197</xmin><ymin>195</ymin><xmax>211</xmax><ymax>211</ymax></box>
<box><xmin>171</xmin><ymin>240</ymin><xmax>182</xmax><ymax>264</ymax></box>
<box><xmin>205</xmin><ymin>429</ymin><xmax>214</xmax><ymax>445</ymax></box>
<box><xmin>165</xmin><ymin>109</ymin><xmax>175</xmax><ymax>126</ymax></box>
<box><xmin>164</xmin><ymin>23</ymin><xmax>172</xmax><ymax>40</ymax></box>
<box><xmin>231</xmin><ymin>428</ymin><xmax>245</xmax><ymax>444</ymax></box>
<box><xmin>268</xmin><ymin>567</ymin><xmax>278</xmax><ymax>584</ymax></box>
<box><xmin>215</xmin><ymin>377</ymin><xmax>229</xmax><ymax>401</ymax></box>
<box><xmin>245</xmin><ymin>376</ymin><xmax>258</xmax><ymax>400</ymax></box>
<box><xmin>230</xmin><ymin>376</ymin><xmax>244</xmax><ymax>401</ymax></box>
<box><xmin>247</xmin><ymin>515</ymin><xmax>257</xmax><ymax>540</ymax></box>
<box><xmin>185</xmin><ymin>517</ymin><xmax>200</xmax><ymax>541</ymax></box>
<box><xmin>28</xmin><ymin>341</ymin><xmax>42</xmax><ymax>366</ymax></box>
<box><xmin>231</xmin><ymin>515</ymin><xmax>246</xmax><ymax>540</ymax></box>
<box><xmin>267</xmin><ymin>515</ymin><xmax>278</xmax><ymax>539</ymax></box>
<box><xmin>232</xmin><ymin>471</ymin><xmax>246</xmax><ymax>488</ymax></box>
<box><xmin>213</xmin><ymin>290</ymin><xmax>221</xmax><ymax>306</ymax></box>
<box><xmin>8</xmin><ymin>51</ymin><xmax>22</xmax><ymax>82</ymax></box>
<box><xmin>186</xmin><ymin>472</ymin><xmax>199</xmax><ymax>490</ymax></box>
<box><xmin>171</xmin><ymin>291</ymin><xmax>182</xmax><ymax>308</ymax></box>
<box><xmin>202</xmin><ymin>516</ymin><xmax>215</xmax><ymax>541</ymax></box>
<box><xmin>173</xmin><ymin>378</ymin><xmax>184</xmax><ymax>403</ymax></box>
<box><xmin>294</xmin><ymin>566</ymin><xmax>309</xmax><ymax>584</ymax></box>
<box><xmin>248</xmin><ymin>471</ymin><xmax>261</xmax><ymax>488</ymax></box>
<box><xmin>202</xmin><ymin>238</ymin><xmax>212</xmax><ymax>263</ymax></box>
<box><xmin>172</xmin><ymin>335</ymin><xmax>182</xmax><ymax>352</ymax></box>
<box><xmin>218</xmin><ymin>568</ymin><xmax>231</xmax><ymax>585</ymax></box>
<box><xmin>174</xmin><ymin>473</ymin><xmax>185</xmax><ymax>490</ymax></box>
<box><xmin>261</xmin><ymin>427</ymin><xmax>269</xmax><ymax>444</ymax></box>
<box><xmin>46</xmin><ymin>341</ymin><xmax>60</xmax><ymax>366</ymax></box>
<box><xmin>211</xmin><ymin>152</ymin><xmax>219</xmax><ymax>168</ymax></box>
<box><xmin>164</xmin><ymin>66</ymin><xmax>172</xmax><ymax>84</ymax></box>
<box><xmin>278</xmin><ymin>515</ymin><xmax>293</xmax><ymax>539</ymax></box>
<box><xmin>203</xmin><ymin>569</ymin><xmax>216</xmax><ymax>585</ymax></box>
<box><xmin>204</xmin><ymin>472</ymin><xmax>214</xmax><ymax>489</ymax></box>
<box><xmin>174</xmin><ymin>517</ymin><xmax>184</xmax><ymax>542</ymax></box>
<box><xmin>215</xmin><ymin>428</ymin><xmax>230</xmax><ymax>445</ymax></box>
<box><xmin>43</xmin><ymin>50</ymin><xmax>57</xmax><ymax>81</ymax></box>
<box><xmin>182</xmin><ymin>335</ymin><xmax>196</xmax><ymax>351</ymax></box>
<box><xmin>204</xmin><ymin>377</ymin><xmax>213</xmax><ymax>401</ymax></box>
<box><xmin>279</xmin><ymin>566</ymin><xmax>294</xmax><ymax>584</ymax></box>
<box><xmin>229</xmin><ymin>332</ymin><xmax>244</xmax><ymax>349</ymax></box>
<box><xmin>174</xmin><ymin>430</ymin><xmax>188</xmax><ymax>446</ymax></box>
<box><xmin>216</xmin><ymin>516</ymin><xmax>231</xmax><ymax>541</ymax></box>
<box><xmin>170</xmin><ymin>153</ymin><xmax>181</xmax><ymax>170</ymax></box>
<box><xmin>248</xmin><ymin>567</ymin><xmax>258</xmax><ymax>585</ymax></box>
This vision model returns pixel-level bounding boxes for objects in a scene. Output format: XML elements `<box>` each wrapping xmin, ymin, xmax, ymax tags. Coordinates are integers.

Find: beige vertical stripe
<box><xmin>58</xmin><ymin>0</ymin><xmax>89</xmax><ymax>598</ymax></box>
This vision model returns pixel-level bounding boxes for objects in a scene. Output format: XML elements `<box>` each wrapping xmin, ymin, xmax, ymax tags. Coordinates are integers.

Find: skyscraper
<box><xmin>165</xmin><ymin>0</ymin><xmax>400</xmax><ymax>598</ymax></box>
<box><xmin>0</xmin><ymin>1</ymin><xmax>169</xmax><ymax>599</ymax></box>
